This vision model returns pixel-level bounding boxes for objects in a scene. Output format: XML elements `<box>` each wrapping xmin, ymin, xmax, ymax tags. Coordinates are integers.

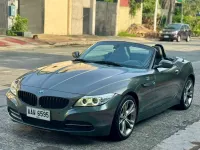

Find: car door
<box><xmin>125</xmin><ymin>44</ymin><xmax>157</xmax><ymax>119</ymax></box>
<box><xmin>153</xmin><ymin>64</ymin><xmax>181</xmax><ymax>108</ymax></box>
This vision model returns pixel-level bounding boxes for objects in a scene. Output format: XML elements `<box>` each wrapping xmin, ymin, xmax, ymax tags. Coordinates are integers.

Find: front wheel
<box><xmin>178</xmin><ymin>78</ymin><xmax>194</xmax><ymax>110</ymax></box>
<box><xmin>177</xmin><ymin>35</ymin><xmax>181</xmax><ymax>42</ymax></box>
<box><xmin>110</xmin><ymin>95</ymin><xmax>137</xmax><ymax>141</ymax></box>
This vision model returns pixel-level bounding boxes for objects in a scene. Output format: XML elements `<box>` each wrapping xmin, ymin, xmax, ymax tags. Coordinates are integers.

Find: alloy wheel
<box><xmin>183</xmin><ymin>80</ymin><xmax>194</xmax><ymax>107</ymax></box>
<box><xmin>119</xmin><ymin>100</ymin><xmax>136</xmax><ymax>137</ymax></box>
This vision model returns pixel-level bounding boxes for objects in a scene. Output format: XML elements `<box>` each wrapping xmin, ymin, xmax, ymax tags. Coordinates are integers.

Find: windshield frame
<box><xmin>78</xmin><ymin>41</ymin><xmax>156</xmax><ymax>70</ymax></box>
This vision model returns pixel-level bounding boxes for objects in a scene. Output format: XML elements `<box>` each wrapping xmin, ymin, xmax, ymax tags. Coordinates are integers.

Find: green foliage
<box><xmin>160</xmin><ymin>15</ymin><xmax>167</xmax><ymax>28</ymax></box>
<box><xmin>183</xmin><ymin>0</ymin><xmax>200</xmax><ymax>17</ymax></box>
<box><xmin>142</xmin><ymin>0</ymin><xmax>164</xmax><ymax>29</ymax></box>
<box><xmin>6</xmin><ymin>30</ymin><xmax>17</xmax><ymax>36</ymax></box>
<box><xmin>173</xmin><ymin>0</ymin><xmax>200</xmax><ymax>36</ymax></box>
<box><xmin>143</xmin><ymin>0</ymin><xmax>155</xmax><ymax>15</ymax></box>
<box><xmin>118</xmin><ymin>31</ymin><xmax>136</xmax><ymax>37</ymax></box>
<box><xmin>129</xmin><ymin>0</ymin><xmax>142</xmax><ymax>16</ymax></box>
<box><xmin>173</xmin><ymin>14</ymin><xmax>181</xmax><ymax>23</ymax></box>
<box><xmin>11</xmin><ymin>15</ymin><xmax>28</xmax><ymax>32</ymax></box>
<box><xmin>7</xmin><ymin>15</ymin><xmax>28</xmax><ymax>36</ymax></box>
<box><xmin>173</xmin><ymin>13</ymin><xmax>200</xmax><ymax>36</ymax></box>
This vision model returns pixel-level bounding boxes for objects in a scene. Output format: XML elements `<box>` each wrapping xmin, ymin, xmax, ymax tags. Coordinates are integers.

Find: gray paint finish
<box><xmin>6</xmin><ymin>41</ymin><xmax>195</xmax><ymax>139</ymax></box>
<box><xmin>20</xmin><ymin>0</ymin><xmax>44</xmax><ymax>34</ymax></box>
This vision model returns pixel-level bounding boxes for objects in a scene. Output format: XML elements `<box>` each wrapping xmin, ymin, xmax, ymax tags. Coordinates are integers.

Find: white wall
<box><xmin>8</xmin><ymin>0</ymin><xmax>18</xmax><ymax>29</ymax></box>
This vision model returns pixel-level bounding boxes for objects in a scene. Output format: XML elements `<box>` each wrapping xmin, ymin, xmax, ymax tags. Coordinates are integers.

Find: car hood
<box><xmin>19</xmin><ymin>61</ymin><xmax>147</xmax><ymax>94</ymax></box>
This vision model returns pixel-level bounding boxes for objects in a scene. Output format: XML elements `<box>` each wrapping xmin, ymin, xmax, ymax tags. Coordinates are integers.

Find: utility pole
<box><xmin>154</xmin><ymin>0</ymin><xmax>159</xmax><ymax>32</ymax></box>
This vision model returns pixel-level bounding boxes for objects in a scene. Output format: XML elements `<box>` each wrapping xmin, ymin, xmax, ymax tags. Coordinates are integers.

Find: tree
<box><xmin>183</xmin><ymin>0</ymin><xmax>200</xmax><ymax>16</ymax></box>
<box><xmin>143</xmin><ymin>0</ymin><xmax>156</xmax><ymax>17</ymax></box>
<box><xmin>161</xmin><ymin>0</ymin><xmax>176</xmax><ymax>24</ymax></box>
<box><xmin>129</xmin><ymin>0</ymin><xmax>142</xmax><ymax>16</ymax></box>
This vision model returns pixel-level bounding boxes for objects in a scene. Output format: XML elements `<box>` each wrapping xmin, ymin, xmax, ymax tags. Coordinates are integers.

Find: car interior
<box><xmin>105</xmin><ymin>45</ymin><xmax>152</xmax><ymax>68</ymax></box>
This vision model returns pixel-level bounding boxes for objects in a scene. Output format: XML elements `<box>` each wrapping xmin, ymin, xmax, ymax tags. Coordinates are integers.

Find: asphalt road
<box><xmin>0</xmin><ymin>39</ymin><xmax>200</xmax><ymax>150</ymax></box>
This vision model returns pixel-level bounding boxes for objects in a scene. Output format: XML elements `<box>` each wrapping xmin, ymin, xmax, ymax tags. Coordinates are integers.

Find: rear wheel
<box><xmin>186</xmin><ymin>36</ymin><xmax>190</xmax><ymax>42</ymax></box>
<box><xmin>178</xmin><ymin>78</ymin><xmax>194</xmax><ymax>110</ymax></box>
<box><xmin>110</xmin><ymin>95</ymin><xmax>137</xmax><ymax>141</ymax></box>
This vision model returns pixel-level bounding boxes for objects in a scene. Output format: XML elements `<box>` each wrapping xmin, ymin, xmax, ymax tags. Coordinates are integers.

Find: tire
<box><xmin>178</xmin><ymin>78</ymin><xmax>194</xmax><ymax>110</ymax></box>
<box><xmin>110</xmin><ymin>95</ymin><xmax>137</xmax><ymax>141</ymax></box>
<box><xmin>186</xmin><ymin>36</ymin><xmax>190</xmax><ymax>42</ymax></box>
<box><xmin>177</xmin><ymin>35</ymin><xmax>181</xmax><ymax>42</ymax></box>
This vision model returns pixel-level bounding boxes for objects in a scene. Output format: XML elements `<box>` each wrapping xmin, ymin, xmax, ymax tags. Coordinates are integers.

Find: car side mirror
<box><xmin>154</xmin><ymin>60</ymin><xmax>173</xmax><ymax>69</ymax></box>
<box><xmin>72</xmin><ymin>51</ymin><xmax>80</xmax><ymax>58</ymax></box>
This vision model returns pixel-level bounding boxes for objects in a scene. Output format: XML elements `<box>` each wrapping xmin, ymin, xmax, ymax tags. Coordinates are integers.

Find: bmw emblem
<box><xmin>38</xmin><ymin>90</ymin><xmax>44</xmax><ymax>94</ymax></box>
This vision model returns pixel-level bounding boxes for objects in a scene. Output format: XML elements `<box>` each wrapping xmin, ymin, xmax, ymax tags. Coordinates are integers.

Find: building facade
<box><xmin>96</xmin><ymin>0</ymin><xmax>143</xmax><ymax>36</ymax></box>
<box><xmin>19</xmin><ymin>0</ymin><xmax>142</xmax><ymax>36</ymax></box>
<box><xmin>0</xmin><ymin>0</ymin><xmax>18</xmax><ymax>35</ymax></box>
<box><xmin>19</xmin><ymin>0</ymin><xmax>96</xmax><ymax>35</ymax></box>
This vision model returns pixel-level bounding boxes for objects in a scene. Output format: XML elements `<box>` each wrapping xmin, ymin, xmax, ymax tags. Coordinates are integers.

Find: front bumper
<box><xmin>6</xmin><ymin>90</ymin><xmax>121</xmax><ymax>136</ymax></box>
<box><xmin>160</xmin><ymin>34</ymin><xmax>178</xmax><ymax>40</ymax></box>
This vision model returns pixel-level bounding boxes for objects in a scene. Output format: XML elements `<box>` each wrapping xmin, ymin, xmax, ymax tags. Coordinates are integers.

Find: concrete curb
<box><xmin>0</xmin><ymin>37</ymin><xmax>155</xmax><ymax>51</ymax></box>
<box><xmin>0</xmin><ymin>40</ymin><xmax>99</xmax><ymax>51</ymax></box>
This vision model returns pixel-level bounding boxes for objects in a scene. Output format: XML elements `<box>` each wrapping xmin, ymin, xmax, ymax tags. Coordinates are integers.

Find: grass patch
<box><xmin>118</xmin><ymin>31</ymin><xmax>136</xmax><ymax>37</ymax></box>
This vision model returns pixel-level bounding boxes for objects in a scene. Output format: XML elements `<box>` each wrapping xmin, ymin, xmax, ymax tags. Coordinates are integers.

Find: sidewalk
<box><xmin>0</xmin><ymin>36</ymin><xmax>48</xmax><ymax>50</ymax></box>
<box><xmin>37</xmin><ymin>34</ymin><xmax>153</xmax><ymax>46</ymax></box>
<box><xmin>152</xmin><ymin>120</ymin><xmax>200</xmax><ymax>150</ymax></box>
<box><xmin>0</xmin><ymin>35</ymin><xmax>153</xmax><ymax>50</ymax></box>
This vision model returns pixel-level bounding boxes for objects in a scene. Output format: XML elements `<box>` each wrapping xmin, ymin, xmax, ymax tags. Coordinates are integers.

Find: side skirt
<box><xmin>136</xmin><ymin>99</ymin><xmax>179</xmax><ymax>123</ymax></box>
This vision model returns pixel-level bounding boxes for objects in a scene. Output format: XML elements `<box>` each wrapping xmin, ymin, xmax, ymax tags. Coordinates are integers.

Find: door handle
<box><xmin>175</xmin><ymin>69</ymin><xmax>180</xmax><ymax>74</ymax></box>
<box><xmin>142</xmin><ymin>81</ymin><xmax>155</xmax><ymax>87</ymax></box>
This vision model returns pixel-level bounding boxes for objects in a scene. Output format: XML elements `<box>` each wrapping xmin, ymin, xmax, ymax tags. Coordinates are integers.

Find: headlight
<box><xmin>10</xmin><ymin>80</ymin><xmax>18</xmax><ymax>96</ymax></box>
<box><xmin>74</xmin><ymin>93</ymin><xmax>115</xmax><ymax>107</ymax></box>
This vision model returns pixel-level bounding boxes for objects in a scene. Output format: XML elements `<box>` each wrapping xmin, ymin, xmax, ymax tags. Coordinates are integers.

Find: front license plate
<box><xmin>26</xmin><ymin>107</ymin><xmax>50</xmax><ymax>121</ymax></box>
<box><xmin>164</xmin><ymin>35</ymin><xmax>169</xmax><ymax>38</ymax></box>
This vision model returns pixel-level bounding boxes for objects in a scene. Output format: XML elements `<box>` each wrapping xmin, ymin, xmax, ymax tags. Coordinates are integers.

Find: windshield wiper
<box><xmin>93</xmin><ymin>61</ymin><xmax>123</xmax><ymax>67</ymax></box>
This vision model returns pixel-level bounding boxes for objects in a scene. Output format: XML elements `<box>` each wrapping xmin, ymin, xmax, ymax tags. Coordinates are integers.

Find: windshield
<box><xmin>78</xmin><ymin>41</ymin><xmax>154</xmax><ymax>69</ymax></box>
<box><xmin>164</xmin><ymin>24</ymin><xmax>182</xmax><ymax>30</ymax></box>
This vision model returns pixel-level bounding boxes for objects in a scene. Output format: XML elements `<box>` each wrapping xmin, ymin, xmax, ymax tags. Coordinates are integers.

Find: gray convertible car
<box><xmin>7</xmin><ymin>41</ymin><xmax>195</xmax><ymax>141</ymax></box>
